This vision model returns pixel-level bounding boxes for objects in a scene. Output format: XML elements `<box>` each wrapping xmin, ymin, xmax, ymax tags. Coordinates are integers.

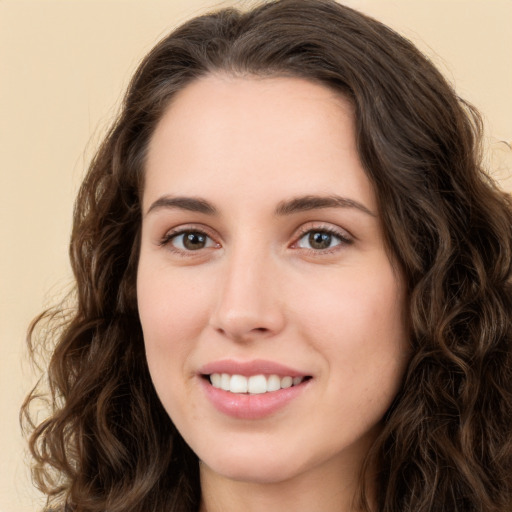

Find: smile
<box><xmin>209</xmin><ymin>373</ymin><xmax>307</xmax><ymax>394</ymax></box>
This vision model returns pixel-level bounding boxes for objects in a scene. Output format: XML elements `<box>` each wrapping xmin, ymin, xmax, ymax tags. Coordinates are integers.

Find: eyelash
<box><xmin>159</xmin><ymin>224</ymin><xmax>353</xmax><ymax>256</ymax></box>
<box><xmin>159</xmin><ymin>226</ymin><xmax>219</xmax><ymax>255</ymax></box>
<box><xmin>292</xmin><ymin>225</ymin><xmax>353</xmax><ymax>254</ymax></box>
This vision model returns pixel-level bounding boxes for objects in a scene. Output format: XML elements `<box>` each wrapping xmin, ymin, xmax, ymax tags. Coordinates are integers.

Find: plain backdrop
<box><xmin>1</xmin><ymin>1</ymin><xmax>511</xmax><ymax>510</ymax></box>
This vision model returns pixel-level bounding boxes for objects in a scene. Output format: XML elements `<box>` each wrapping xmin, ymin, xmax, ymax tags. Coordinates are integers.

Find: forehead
<box><xmin>143</xmin><ymin>74</ymin><xmax>375</xmax><ymax>213</ymax></box>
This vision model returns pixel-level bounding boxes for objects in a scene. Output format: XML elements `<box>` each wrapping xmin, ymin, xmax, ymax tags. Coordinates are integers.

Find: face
<box><xmin>137</xmin><ymin>75</ymin><xmax>409</xmax><ymax>486</ymax></box>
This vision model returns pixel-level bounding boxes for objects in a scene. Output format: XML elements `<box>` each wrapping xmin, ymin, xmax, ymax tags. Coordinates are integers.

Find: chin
<box><xmin>198</xmin><ymin>443</ymin><xmax>307</xmax><ymax>484</ymax></box>
<box><xmin>209</xmin><ymin>461</ymin><xmax>302</xmax><ymax>485</ymax></box>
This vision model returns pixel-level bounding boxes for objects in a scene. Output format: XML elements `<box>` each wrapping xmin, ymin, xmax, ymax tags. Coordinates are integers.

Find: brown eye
<box><xmin>296</xmin><ymin>229</ymin><xmax>348</xmax><ymax>251</ymax></box>
<box><xmin>170</xmin><ymin>231</ymin><xmax>215</xmax><ymax>251</ymax></box>
<box><xmin>308</xmin><ymin>232</ymin><xmax>333</xmax><ymax>250</ymax></box>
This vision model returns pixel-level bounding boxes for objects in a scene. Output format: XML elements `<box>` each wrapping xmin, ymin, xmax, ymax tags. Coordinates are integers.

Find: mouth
<box><xmin>203</xmin><ymin>373</ymin><xmax>312</xmax><ymax>395</ymax></box>
<box><xmin>199</xmin><ymin>360</ymin><xmax>312</xmax><ymax>419</ymax></box>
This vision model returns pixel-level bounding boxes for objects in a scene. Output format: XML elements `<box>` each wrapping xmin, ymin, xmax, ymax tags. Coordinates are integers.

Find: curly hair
<box><xmin>22</xmin><ymin>1</ymin><xmax>512</xmax><ymax>511</ymax></box>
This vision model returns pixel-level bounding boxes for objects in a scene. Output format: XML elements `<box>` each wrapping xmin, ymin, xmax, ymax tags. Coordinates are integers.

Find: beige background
<box><xmin>1</xmin><ymin>1</ymin><xmax>511</xmax><ymax>510</ymax></box>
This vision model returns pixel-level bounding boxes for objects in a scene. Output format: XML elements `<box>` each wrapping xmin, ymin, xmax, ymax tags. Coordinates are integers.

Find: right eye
<box><xmin>296</xmin><ymin>229</ymin><xmax>345</xmax><ymax>251</ymax></box>
<box><xmin>162</xmin><ymin>230</ymin><xmax>217</xmax><ymax>251</ymax></box>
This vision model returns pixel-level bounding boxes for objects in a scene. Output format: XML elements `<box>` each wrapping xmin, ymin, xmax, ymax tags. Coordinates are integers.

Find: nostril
<box><xmin>210</xmin><ymin>307</ymin><xmax>284</xmax><ymax>340</ymax></box>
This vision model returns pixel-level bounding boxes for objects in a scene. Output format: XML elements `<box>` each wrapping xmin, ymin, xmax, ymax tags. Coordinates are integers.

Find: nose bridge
<box><xmin>211</xmin><ymin>236</ymin><xmax>284</xmax><ymax>340</ymax></box>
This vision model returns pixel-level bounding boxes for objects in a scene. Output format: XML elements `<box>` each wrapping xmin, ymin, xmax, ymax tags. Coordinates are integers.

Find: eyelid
<box><xmin>158</xmin><ymin>224</ymin><xmax>221</xmax><ymax>252</ymax></box>
<box><xmin>289</xmin><ymin>222</ymin><xmax>354</xmax><ymax>252</ymax></box>
<box><xmin>155</xmin><ymin>221</ymin><xmax>353</xmax><ymax>257</ymax></box>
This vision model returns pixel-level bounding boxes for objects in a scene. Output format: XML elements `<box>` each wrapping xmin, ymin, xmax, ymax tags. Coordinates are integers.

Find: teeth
<box><xmin>230</xmin><ymin>374</ymin><xmax>248</xmax><ymax>393</ymax></box>
<box><xmin>221</xmin><ymin>373</ymin><xmax>230</xmax><ymax>391</ymax></box>
<box><xmin>267</xmin><ymin>374</ymin><xmax>281</xmax><ymax>392</ymax></box>
<box><xmin>248</xmin><ymin>374</ymin><xmax>267</xmax><ymax>394</ymax></box>
<box><xmin>209</xmin><ymin>373</ymin><xmax>306</xmax><ymax>394</ymax></box>
<box><xmin>210</xmin><ymin>373</ymin><xmax>222</xmax><ymax>388</ymax></box>
<box><xmin>281</xmin><ymin>376</ymin><xmax>292</xmax><ymax>389</ymax></box>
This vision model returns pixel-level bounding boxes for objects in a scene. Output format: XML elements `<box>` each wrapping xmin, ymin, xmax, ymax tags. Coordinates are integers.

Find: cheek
<box><xmin>138</xmin><ymin>262</ymin><xmax>210</xmax><ymax>341</ymax></box>
<box><xmin>296</xmin><ymin>262</ymin><xmax>408</xmax><ymax>390</ymax></box>
<box><xmin>136</xmin><ymin>264</ymin><xmax>212</xmax><ymax>392</ymax></box>
<box><xmin>137</xmin><ymin>272</ymin><xmax>202</xmax><ymax>428</ymax></box>
<box><xmin>298</xmin><ymin>263</ymin><xmax>405</xmax><ymax>342</ymax></box>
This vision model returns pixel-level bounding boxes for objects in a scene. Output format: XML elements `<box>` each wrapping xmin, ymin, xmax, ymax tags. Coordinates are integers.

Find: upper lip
<box><xmin>199</xmin><ymin>359</ymin><xmax>309</xmax><ymax>378</ymax></box>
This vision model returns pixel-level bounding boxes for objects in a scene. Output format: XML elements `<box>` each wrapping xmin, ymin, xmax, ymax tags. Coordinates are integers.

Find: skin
<box><xmin>137</xmin><ymin>75</ymin><xmax>410</xmax><ymax>512</ymax></box>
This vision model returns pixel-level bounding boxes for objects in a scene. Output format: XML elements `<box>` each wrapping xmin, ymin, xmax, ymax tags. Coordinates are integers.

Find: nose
<box><xmin>209</xmin><ymin>246</ymin><xmax>286</xmax><ymax>342</ymax></box>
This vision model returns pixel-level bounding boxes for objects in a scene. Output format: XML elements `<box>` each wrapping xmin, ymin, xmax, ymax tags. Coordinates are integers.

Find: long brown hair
<box><xmin>22</xmin><ymin>1</ymin><xmax>512</xmax><ymax>510</ymax></box>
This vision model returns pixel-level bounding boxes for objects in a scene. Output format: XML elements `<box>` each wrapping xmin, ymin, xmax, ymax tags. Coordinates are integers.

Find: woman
<box><xmin>22</xmin><ymin>0</ymin><xmax>512</xmax><ymax>511</ymax></box>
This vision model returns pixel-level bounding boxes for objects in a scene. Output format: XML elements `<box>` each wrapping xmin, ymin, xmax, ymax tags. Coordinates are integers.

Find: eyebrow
<box><xmin>274</xmin><ymin>195</ymin><xmax>376</xmax><ymax>217</ymax></box>
<box><xmin>145</xmin><ymin>196</ymin><xmax>218</xmax><ymax>216</ymax></box>
<box><xmin>145</xmin><ymin>194</ymin><xmax>375</xmax><ymax>218</ymax></box>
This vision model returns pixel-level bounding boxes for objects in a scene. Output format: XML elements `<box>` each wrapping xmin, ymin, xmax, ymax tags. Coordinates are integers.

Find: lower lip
<box><xmin>201</xmin><ymin>378</ymin><xmax>310</xmax><ymax>420</ymax></box>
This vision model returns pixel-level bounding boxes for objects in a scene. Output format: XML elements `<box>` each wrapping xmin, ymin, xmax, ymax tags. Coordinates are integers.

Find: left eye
<box><xmin>169</xmin><ymin>231</ymin><xmax>216</xmax><ymax>251</ymax></box>
<box><xmin>296</xmin><ymin>230</ymin><xmax>344</xmax><ymax>250</ymax></box>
